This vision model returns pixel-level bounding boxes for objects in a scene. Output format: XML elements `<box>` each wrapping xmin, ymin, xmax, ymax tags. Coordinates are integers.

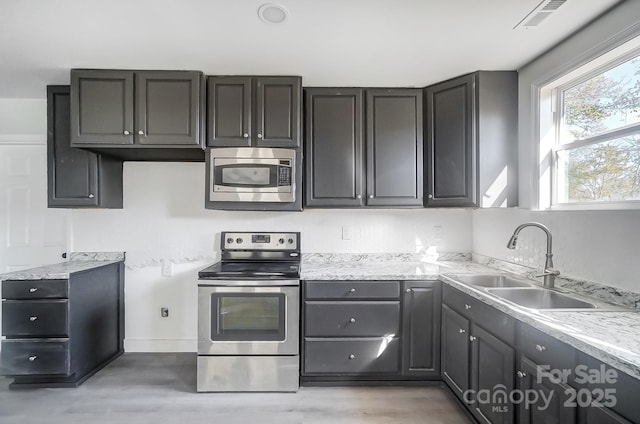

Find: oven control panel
<box><xmin>222</xmin><ymin>232</ymin><xmax>299</xmax><ymax>251</ymax></box>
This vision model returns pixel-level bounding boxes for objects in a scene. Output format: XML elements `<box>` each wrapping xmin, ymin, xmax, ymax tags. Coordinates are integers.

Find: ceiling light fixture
<box><xmin>258</xmin><ymin>3</ymin><xmax>290</xmax><ymax>25</ymax></box>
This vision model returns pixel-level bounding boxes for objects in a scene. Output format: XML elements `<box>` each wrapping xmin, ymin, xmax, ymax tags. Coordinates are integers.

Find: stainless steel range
<box><xmin>197</xmin><ymin>231</ymin><xmax>300</xmax><ymax>392</ymax></box>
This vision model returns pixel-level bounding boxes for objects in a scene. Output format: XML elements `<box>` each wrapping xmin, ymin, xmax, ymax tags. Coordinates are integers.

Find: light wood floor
<box><xmin>0</xmin><ymin>353</ymin><xmax>472</xmax><ymax>424</ymax></box>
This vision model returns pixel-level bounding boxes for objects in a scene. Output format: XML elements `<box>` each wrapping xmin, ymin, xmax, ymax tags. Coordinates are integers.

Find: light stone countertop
<box><xmin>301</xmin><ymin>253</ymin><xmax>640</xmax><ymax>382</ymax></box>
<box><xmin>0</xmin><ymin>252</ymin><xmax>125</xmax><ymax>280</ymax></box>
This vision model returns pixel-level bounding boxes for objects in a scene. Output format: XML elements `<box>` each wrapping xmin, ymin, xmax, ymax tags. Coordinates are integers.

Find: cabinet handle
<box><xmin>368</xmin><ymin>194</ymin><xmax>373</xmax><ymax>199</ymax></box>
<box><xmin>428</xmin><ymin>194</ymin><xmax>433</xmax><ymax>199</ymax></box>
<box><xmin>257</xmin><ymin>134</ymin><xmax>263</xmax><ymax>139</ymax></box>
<box><xmin>465</xmin><ymin>304</ymin><xmax>472</xmax><ymax>310</ymax></box>
<box><xmin>28</xmin><ymin>355</ymin><xmax>37</xmax><ymax>362</ymax></box>
<box><xmin>469</xmin><ymin>336</ymin><xmax>477</xmax><ymax>342</ymax></box>
<box><xmin>29</xmin><ymin>316</ymin><xmax>38</xmax><ymax>322</ymax></box>
<box><xmin>459</xmin><ymin>328</ymin><xmax>466</xmax><ymax>334</ymax></box>
<box><xmin>29</xmin><ymin>288</ymin><xmax>38</xmax><ymax>293</ymax></box>
<box><xmin>138</xmin><ymin>130</ymin><xmax>145</xmax><ymax>135</ymax></box>
<box><xmin>88</xmin><ymin>194</ymin><xmax>95</xmax><ymax>199</ymax></box>
<box><xmin>349</xmin><ymin>317</ymin><xmax>356</xmax><ymax>323</ymax></box>
<box><xmin>243</xmin><ymin>133</ymin><xmax>249</xmax><ymax>138</ymax></box>
<box><xmin>349</xmin><ymin>288</ymin><xmax>356</xmax><ymax>293</ymax></box>
<box><xmin>517</xmin><ymin>371</ymin><xmax>527</xmax><ymax>378</ymax></box>
<box><xmin>348</xmin><ymin>354</ymin><xmax>356</xmax><ymax>360</ymax></box>
<box><xmin>405</xmin><ymin>288</ymin><xmax>412</xmax><ymax>293</ymax></box>
<box><xmin>356</xmin><ymin>194</ymin><xmax>362</xmax><ymax>199</ymax></box>
<box><xmin>535</xmin><ymin>344</ymin><xmax>546</xmax><ymax>352</ymax></box>
<box><xmin>123</xmin><ymin>130</ymin><xmax>130</xmax><ymax>135</ymax></box>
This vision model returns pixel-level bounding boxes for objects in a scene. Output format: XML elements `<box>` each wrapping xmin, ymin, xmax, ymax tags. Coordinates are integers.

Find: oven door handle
<box><xmin>198</xmin><ymin>279</ymin><xmax>299</xmax><ymax>287</ymax></box>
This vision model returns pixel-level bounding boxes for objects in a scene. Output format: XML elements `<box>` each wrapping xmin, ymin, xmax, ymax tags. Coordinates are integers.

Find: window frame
<box><xmin>542</xmin><ymin>41</ymin><xmax>640</xmax><ymax>210</ymax></box>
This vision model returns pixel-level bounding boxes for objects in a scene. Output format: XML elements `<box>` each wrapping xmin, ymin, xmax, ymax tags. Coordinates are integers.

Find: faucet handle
<box><xmin>536</xmin><ymin>268</ymin><xmax>560</xmax><ymax>277</ymax></box>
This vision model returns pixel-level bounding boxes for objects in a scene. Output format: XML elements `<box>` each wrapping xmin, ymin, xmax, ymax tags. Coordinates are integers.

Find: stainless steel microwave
<box><xmin>208</xmin><ymin>148</ymin><xmax>296</xmax><ymax>203</ymax></box>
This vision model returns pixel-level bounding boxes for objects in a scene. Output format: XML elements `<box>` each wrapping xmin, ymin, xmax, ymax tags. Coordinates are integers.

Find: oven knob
<box><xmin>287</xmin><ymin>238</ymin><xmax>294</xmax><ymax>244</ymax></box>
<box><xmin>236</xmin><ymin>238</ymin><xmax>243</xmax><ymax>244</ymax></box>
<box><xmin>278</xmin><ymin>238</ymin><xmax>285</xmax><ymax>244</ymax></box>
<box><xmin>226</xmin><ymin>238</ymin><xmax>233</xmax><ymax>244</ymax></box>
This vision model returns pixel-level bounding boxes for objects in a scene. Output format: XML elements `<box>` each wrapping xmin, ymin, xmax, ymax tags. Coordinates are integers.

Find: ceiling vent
<box><xmin>514</xmin><ymin>0</ymin><xmax>567</xmax><ymax>29</ymax></box>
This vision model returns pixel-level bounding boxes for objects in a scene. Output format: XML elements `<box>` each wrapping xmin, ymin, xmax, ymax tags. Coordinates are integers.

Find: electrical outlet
<box><xmin>161</xmin><ymin>260</ymin><xmax>172</xmax><ymax>277</ymax></box>
<box><xmin>161</xmin><ymin>307</ymin><xmax>169</xmax><ymax>318</ymax></box>
<box><xmin>433</xmin><ymin>225</ymin><xmax>443</xmax><ymax>243</ymax></box>
<box><xmin>342</xmin><ymin>226</ymin><xmax>352</xmax><ymax>240</ymax></box>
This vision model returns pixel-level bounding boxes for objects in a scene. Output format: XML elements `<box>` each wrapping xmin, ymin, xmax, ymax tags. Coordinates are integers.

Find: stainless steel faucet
<box><xmin>506</xmin><ymin>222</ymin><xmax>560</xmax><ymax>288</ymax></box>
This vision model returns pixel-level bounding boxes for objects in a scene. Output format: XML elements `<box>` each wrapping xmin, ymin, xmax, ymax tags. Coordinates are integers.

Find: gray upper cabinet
<box><xmin>425</xmin><ymin>71</ymin><xmax>517</xmax><ymax>207</ymax></box>
<box><xmin>367</xmin><ymin>89</ymin><xmax>423</xmax><ymax>207</ymax></box>
<box><xmin>70</xmin><ymin>69</ymin><xmax>204</xmax><ymax>161</ymax></box>
<box><xmin>47</xmin><ymin>86</ymin><xmax>123</xmax><ymax>209</ymax></box>
<box><xmin>207</xmin><ymin>76</ymin><xmax>301</xmax><ymax>148</ymax></box>
<box><xmin>304</xmin><ymin>88</ymin><xmax>423</xmax><ymax>208</ymax></box>
<box><xmin>304</xmin><ymin>88</ymin><xmax>364</xmax><ymax>206</ymax></box>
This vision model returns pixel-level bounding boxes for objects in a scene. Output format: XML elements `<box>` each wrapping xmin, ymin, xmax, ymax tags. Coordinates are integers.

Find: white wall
<box><xmin>473</xmin><ymin>1</ymin><xmax>640</xmax><ymax>293</ymax></box>
<box><xmin>70</xmin><ymin>162</ymin><xmax>472</xmax><ymax>351</ymax></box>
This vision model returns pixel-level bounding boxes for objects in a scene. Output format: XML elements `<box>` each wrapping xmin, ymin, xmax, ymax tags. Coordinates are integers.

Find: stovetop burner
<box><xmin>198</xmin><ymin>231</ymin><xmax>301</xmax><ymax>281</ymax></box>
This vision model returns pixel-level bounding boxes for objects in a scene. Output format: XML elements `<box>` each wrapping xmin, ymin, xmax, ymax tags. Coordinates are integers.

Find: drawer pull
<box><xmin>469</xmin><ymin>336</ymin><xmax>477</xmax><ymax>342</ymax></box>
<box><xmin>465</xmin><ymin>304</ymin><xmax>472</xmax><ymax>310</ymax></box>
<box><xmin>29</xmin><ymin>287</ymin><xmax>38</xmax><ymax>293</ymax></box>
<box><xmin>535</xmin><ymin>344</ymin><xmax>546</xmax><ymax>352</ymax></box>
<box><xmin>517</xmin><ymin>371</ymin><xmax>527</xmax><ymax>378</ymax></box>
<box><xmin>28</xmin><ymin>355</ymin><xmax>37</xmax><ymax>362</ymax></box>
<box><xmin>29</xmin><ymin>316</ymin><xmax>38</xmax><ymax>322</ymax></box>
<box><xmin>348</xmin><ymin>354</ymin><xmax>356</xmax><ymax>360</ymax></box>
<box><xmin>459</xmin><ymin>328</ymin><xmax>466</xmax><ymax>334</ymax></box>
<box><xmin>349</xmin><ymin>288</ymin><xmax>356</xmax><ymax>293</ymax></box>
<box><xmin>349</xmin><ymin>317</ymin><xmax>356</xmax><ymax>323</ymax></box>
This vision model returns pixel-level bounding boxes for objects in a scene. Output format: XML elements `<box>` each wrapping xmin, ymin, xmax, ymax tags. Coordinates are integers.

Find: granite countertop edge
<box><xmin>0</xmin><ymin>252</ymin><xmax>125</xmax><ymax>280</ymax></box>
<box><xmin>301</xmin><ymin>258</ymin><xmax>640</xmax><ymax>382</ymax></box>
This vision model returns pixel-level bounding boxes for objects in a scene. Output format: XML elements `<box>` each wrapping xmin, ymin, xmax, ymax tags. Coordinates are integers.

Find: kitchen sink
<box><xmin>486</xmin><ymin>288</ymin><xmax>597</xmax><ymax>310</ymax></box>
<box><xmin>445</xmin><ymin>274</ymin><xmax>534</xmax><ymax>288</ymax></box>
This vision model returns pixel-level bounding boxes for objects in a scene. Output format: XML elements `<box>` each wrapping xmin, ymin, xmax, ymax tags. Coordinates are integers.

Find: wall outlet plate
<box><xmin>161</xmin><ymin>307</ymin><xmax>169</xmax><ymax>318</ymax></box>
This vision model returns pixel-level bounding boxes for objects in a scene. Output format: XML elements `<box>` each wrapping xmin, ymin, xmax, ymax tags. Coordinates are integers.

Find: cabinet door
<box><xmin>366</xmin><ymin>89</ymin><xmax>423</xmax><ymax>206</ymax></box>
<box><xmin>207</xmin><ymin>76</ymin><xmax>252</xmax><ymax>147</ymax></box>
<box><xmin>441</xmin><ymin>304</ymin><xmax>470</xmax><ymax>397</ymax></box>
<box><xmin>70</xmin><ymin>70</ymin><xmax>134</xmax><ymax>145</ymax></box>
<box><xmin>136</xmin><ymin>71</ymin><xmax>202</xmax><ymax>146</ymax></box>
<box><xmin>255</xmin><ymin>77</ymin><xmax>301</xmax><ymax>148</ymax></box>
<box><xmin>425</xmin><ymin>73</ymin><xmax>476</xmax><ymax>207</ymax></box>
<box><xmin>402</xmin><ymin>281</ymin><xmax>441</xmax><ymax>378</ymax></box>
<box><xmin>470</xmin><ymin>324</ymin><xmax>515</xmax><ymax>424</ymax></box>
<box><xmin>47</xmin><ymin>86</ymin><xmax>99</xmax><ymax>207</ymax></box>
<box><xmin>304</xmin><ymin>88</ymin><xmax>364</xmax><ymax>206</ymax></box>
<box><xmin>518</xmin><ymin>356</ymin><xmax>578</xmax><ymax>424</ymax></box>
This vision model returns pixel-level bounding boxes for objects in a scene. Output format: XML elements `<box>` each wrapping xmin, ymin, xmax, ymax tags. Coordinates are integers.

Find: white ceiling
<box><xmin>0</xmin><ymin>0</ymin><xmax>622</xmax><ymax>98</ymax></box>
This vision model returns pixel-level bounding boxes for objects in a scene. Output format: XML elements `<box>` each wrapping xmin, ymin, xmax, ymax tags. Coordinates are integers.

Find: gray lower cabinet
<box><xmin>47</xmin><ymin>85</ymin><xmax>123</xmax><ymax>208</ymax></box>
<box><xmin>70</xmin><ymin>69</ymin><xmax>205</xmax><ymax>161</ymax></box>
<box><xmin>424</xmin><ymin>71</ymin><xmax>517</xmax><ymax>207</ymax></box>
<box><xmin>304</xmin><ymin>88</ymin><xmax>423</xmax><ymax>207</ymax></box>
<box><xmin>302</xmin><ymin>280</ymin><xmax>439</xmax><ymax>382</ymax></box>
<box><xmin>0</xmin><ymin>263</ymin><xmax>125</xmax><ymax>388</ymax></box>
<box><xmin>207</xmin><ymin>76</ymin><xmax>301</xmax><ymax>148</ymax></box>
<box><xmin>441</xmin><ymin>285</ymin><xmax>516</xmax><ymax>424</ymax></box>
<box><xmin>402</xmin><ymin>281</ymin><xmax>441</xmax><ymax>378</ymax></box>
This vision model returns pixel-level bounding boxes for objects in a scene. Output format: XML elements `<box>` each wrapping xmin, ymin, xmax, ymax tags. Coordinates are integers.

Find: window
<box><xmin>544</xmin><ymin>44</ymin><xmax>640</xmax><ymax>208</ymax></box>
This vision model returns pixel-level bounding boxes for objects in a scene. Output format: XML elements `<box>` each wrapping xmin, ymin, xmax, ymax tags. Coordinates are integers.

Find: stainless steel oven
<box><xmin>197</xmin><ymin>231</ymin><xmax>301</xmax><ymax>392</ymax></box>
<box><xmin>208</xmin><ymin>147</ymin><xmax>296</xmax><ymax>203</ymax></box>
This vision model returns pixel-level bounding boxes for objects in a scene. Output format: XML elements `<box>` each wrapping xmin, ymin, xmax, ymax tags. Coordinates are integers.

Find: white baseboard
<box><xmin>124</xmin><ymin>339</ymin><xmax>197</xmax><ymax>352</ymax></box>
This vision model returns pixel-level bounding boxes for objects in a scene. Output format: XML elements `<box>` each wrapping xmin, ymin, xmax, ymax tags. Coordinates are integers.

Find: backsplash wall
<box><xmin>473</xmin><ymin>208</ymin><xmax>640</xmax><ymax>292</ymax></box>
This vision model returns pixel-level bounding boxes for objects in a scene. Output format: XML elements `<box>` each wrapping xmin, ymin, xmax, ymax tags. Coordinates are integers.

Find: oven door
<box><xmin>198</xmin><ymin>284</ymin><xmax>299</xmax><ymax>355</ymax></box>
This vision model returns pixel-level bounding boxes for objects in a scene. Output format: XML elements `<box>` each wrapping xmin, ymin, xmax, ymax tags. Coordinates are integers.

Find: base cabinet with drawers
<box><xmin>0</xmin><ymin>263</ymin><xmax>125</xmax><ymax>389</ymax></box>
<box><xmin>301</xmin><ymin>280</ymin><xmax>440</xmax><ymax>382</ymax></box>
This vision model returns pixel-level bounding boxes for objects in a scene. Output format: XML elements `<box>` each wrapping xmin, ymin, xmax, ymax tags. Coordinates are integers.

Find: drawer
<box><xmin>2</xmin><ymin>300</ymin><xmax>69</xmax><ymax>337</ymax></box>
<box><xmin>305</xmin><ymin>301</ymin><xmax>400</xmax><ymax>337</ymax></box>
<box><xmin>2</xmin><ymin>279</ymin><xmax>68</xmax><ymax>300</ymax></box>
<box><xmin>519</xmin><ymin>324</ymin><xmax>576</xmax><ymax>372</ymax></box>
<box><xmin>304</xmin><ymin>337</ymin><xmax>400</xmax><ymax>374</ymax></box>
<box><xmin>443</xmin><ymin>285</ymin><xmax>515</xmax><ymax>345</ymax></box>
<box><xmin>0</xmin><ymin>339</ymin><xmax>70</xmax><ymax>376</ymax></box>
<box><xmin>305</xmin><ymin>281</ymin><xmax>400</xmax><ymax>300</ymax></box>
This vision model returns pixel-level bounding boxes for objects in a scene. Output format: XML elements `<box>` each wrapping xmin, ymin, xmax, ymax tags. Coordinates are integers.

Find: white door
<box><xmin>0</xmin><ymin>144</ymin><xmax>70</xmax><ymax>273</ymax></box>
